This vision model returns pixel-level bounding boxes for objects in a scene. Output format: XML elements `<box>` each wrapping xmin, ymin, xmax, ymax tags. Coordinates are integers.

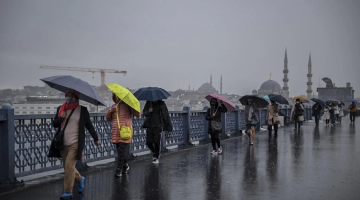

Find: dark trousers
<box><xmin>294</xmin><ymin>120</ymin><xmax>301</xmax><ymax>130</ymax></box>
<box><xmin>314</xmin><ymin>114</ymin><xmax>320</xmax><ymax>126</ymax></box>
<box><xmin>330</xmin><ymin>113</ymin><xmax>336</xmax><ymax>124</ymax></box>
<box><xmin>350</xmin><ymin>112</ymin><xmax>356</xmax><ymax>122</ymax></box>
<box><xmin>146</xmin><ymin>127</ymin><xmax>162</xmax><ymax>158</ymax></box>
<box><xmin>326</xmin><ymin>119</ymin><xmax>330</xmax><ymax>124</ymax></box>
<box><xmin>210</xmin><ymin>131</ymin><xmax>221</xmax><ymax>150</ymax></box>
<box><xmin>268</xmin><ymin>124</ymin><xmax>278</xmax><ymax>138</ymax></box>
<box><xmin>115</xmin><ymin>143</ymin><xmax>128</xmax><ymax>171</ymax></box>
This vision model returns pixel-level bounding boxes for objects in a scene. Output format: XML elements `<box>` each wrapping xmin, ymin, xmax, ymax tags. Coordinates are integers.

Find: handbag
<box><xmin>210</xmin><ymin>107</ymin><xmax>222</xmax><ymax>132</ymax></box>
<box><xmin>53</xmin><ymin>109</ymin><xmax>75</xmax><ymax>150</ymax></box>
<box><xmin>116</xmin><ymin>105</ymin><xmax>132</xmax><ymax>140</ymax></box>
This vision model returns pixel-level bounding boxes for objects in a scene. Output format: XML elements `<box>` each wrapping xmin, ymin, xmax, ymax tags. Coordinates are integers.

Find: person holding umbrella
<box><xmin>338</xmin><ymin>104</ymin><xmax>344</xmax><ymax>123</ymax></box>
<box><xmin>48</xmin><ymin>90</ymin><xmax>100</xmax><ymax>200</ymax></box>
<box><xmin>348</xmin><ymin>101</ymin><xmax>357</xmax><ymax>124</ymax></box>
<box><xmin>142</xmin><ymin>100</ymin><xmax>172</xmax><ymax>163</ymax></box>
<box><xmin>105</xmin><ymin>84</ymin><xmax>141</xmax><ymax>177</ymax></box>
<box><xmin>329</xmin><ymin>103</ymin><xmax>336</xmax><ymax>126</ymax></box>
<box><xmin>312</xmin><ymin>102</ymin><xmax>323</xmax><ymax>127</ymax></box>
<box><xmin>291</xmin><ymin>99</ymin><xmax>304</xmax><ymax>131</ymax></box>
<box><xmin>206</xmin><ymin>98</ymin><xmax>228</xmax><ymax>154</ymax></box>
<box><xmin>244</xmin><ymin>99</ymin><xmax>259</xmax><ymax>145</ymax></box>
<box><xmin>266</xmin><ymin>100</ymin><xmax>280</xmax><ymax>140</ymax></box>
<box><xmin>323</xmin><ymin>106</ymin><xmax>331</xmax><ymax>126</ymax></box>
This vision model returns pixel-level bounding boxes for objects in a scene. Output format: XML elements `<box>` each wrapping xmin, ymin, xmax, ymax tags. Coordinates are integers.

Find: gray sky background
<box><xmin>1</xmin><ymin>0</ymin><xmax>360</xmax><ymax>96</ymax></box>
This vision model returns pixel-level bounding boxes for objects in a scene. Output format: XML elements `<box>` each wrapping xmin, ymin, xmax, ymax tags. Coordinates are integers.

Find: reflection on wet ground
<box><xmin>2</xmin><ymin>119</ymin><xmax>360</xmax><ymax>200</ymax></box>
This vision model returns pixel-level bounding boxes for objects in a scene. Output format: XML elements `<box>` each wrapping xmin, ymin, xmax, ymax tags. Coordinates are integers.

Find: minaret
<box><xmin>220</xmin><ymin>75</ymin><xmax>223</xmax><ymax>94</ymax></box>
<box><xmin>210</xmin><ymin>74</ymin><xmax>213</xmax><ymax>86</ymax></box>
<box><xmin>282</xmin><ymin>49</ymin><xmax>289</xmax><ymax>99</ymax></box>
<box><xmin>307</xmin><ymin>54</ymin><xmax>313</xmax><ymax>99</ymax></box>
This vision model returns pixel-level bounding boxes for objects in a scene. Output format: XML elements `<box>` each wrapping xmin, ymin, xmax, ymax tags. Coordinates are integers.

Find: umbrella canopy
<box><xmin>205</xmin><ymin>93</ymin><xmax>235</xmax><ymax>112</ymax></box>
<box><xmin>134</xmin><ymin>87</ymin><xmax>171</xmax><ymax>101</ymax></box>
<box><xmin>41</xmin><ymin>75</ymin><xmax>105</xmax><ymax>106</ymax></box>
<box><xmin>326</xmin><ymin>99</ymin><xmax>340</xmax><ymax>106</ymax></box>
<box><xmin>268</xmin><ymin>94</ymin><xmax>289</xmax><ymax>105</ymax></box>
<box><xmin>263</xmin><ymin>95</ymin><xmax>270</xmax><ymax>100</ymax></box>
<box><xmin>311</xmin><ymin>98</ymin><xmax>326</xmax><ymax>107</ymax></box>
<box><xmin>348</xmin><ymin>99</ymin><xmax>359</xmax><ymax>104</ymax></box>
<box><xmin>106</xmin><ymin>83</ymin><xmax>141</xmax><ymax>113</ymax></box>
<box><xmin>293</xmin><ymin>96</ymin><xmax>308</xmax><ymax>101</ymax></box>
<box><xmin>239</xmin><ymin>95</ymin><xmax>269</xmax><ymax>108</ymax></box>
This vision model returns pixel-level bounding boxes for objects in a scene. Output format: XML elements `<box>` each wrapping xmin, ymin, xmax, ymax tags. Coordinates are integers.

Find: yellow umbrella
<box><xmin>293</xmin><ymin>96</ymin><xmax>309</xmax><ymax>101</ymax></box>
<box><xmin>106</xmin><ymin>83</ymin><xmax>141</xmax><ymax>113</ymax></box>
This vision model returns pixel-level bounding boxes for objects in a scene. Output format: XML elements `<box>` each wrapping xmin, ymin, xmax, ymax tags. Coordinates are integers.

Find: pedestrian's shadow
<box><xmin>242</xmin><ymin>146</ymin><xmax>257</xmax><ymax>193</ymax></box>
<box><xmin>266</xmin><ymin>140</ymin><xmax>278</xmax><ymax>185</ymax></box>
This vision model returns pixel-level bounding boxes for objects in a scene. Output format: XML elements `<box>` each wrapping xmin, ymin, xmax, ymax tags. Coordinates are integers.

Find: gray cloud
<box><xmin>1</xmin><ymin>0</ymin><xmax>360</xmax><ymax>96</ymax></box>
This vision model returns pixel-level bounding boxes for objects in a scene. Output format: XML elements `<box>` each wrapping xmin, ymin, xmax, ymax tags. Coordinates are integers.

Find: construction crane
<box><xmin>40</xmin><ymin>65</ymin><xmax>127</xmax><ymax>99</ymax></box>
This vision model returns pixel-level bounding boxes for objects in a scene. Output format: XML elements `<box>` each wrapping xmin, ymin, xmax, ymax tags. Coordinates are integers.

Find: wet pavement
<box><xmin>2</xmin><ymin>118</ymin><xmax>360</xmax><ymax>200</ymax></box>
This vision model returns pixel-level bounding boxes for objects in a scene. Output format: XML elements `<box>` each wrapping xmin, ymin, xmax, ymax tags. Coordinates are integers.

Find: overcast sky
<box><xmin>1</xmin><ymin>0</ymin><xmax>359</xmax><ymax>96</ymax></box>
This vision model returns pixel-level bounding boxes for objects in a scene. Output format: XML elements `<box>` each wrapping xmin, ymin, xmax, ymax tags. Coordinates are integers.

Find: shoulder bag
<box><xmin>116</xmin><ymin>105</ymin><xmax>132</xmax><ymax>140</ymax></box>
<box><xmin>54</xmin><ymin>109</ymin><xmax>75</xmax><ymax>150</ymax></box>
<box><xmin>210</xmin><ymin>107</ymin><xmax>222</xmax><ymax>132</ymax></box>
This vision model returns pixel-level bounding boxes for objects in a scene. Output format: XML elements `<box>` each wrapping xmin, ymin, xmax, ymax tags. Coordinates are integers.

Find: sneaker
<box><xmin>78</xmin><ymin>177</ymin><xmax>85</xmax><ymax>193</ymax></box>
<box><xmin>153</xmin><ymin>158</ymin><xmax>159</xmax><ymax>164</ymax></box>
<box><xmin>60</xmin><ymin>193</ymin><xmax>73</xmax><ymax>200</ymax></box>
<box><xmin>114</xmin><ymin>169</ymin><xmax>122</xmax><ymax>178</ymax></box>
<box><xmin>218</xmin><ymin>147</ymin><xmax>222</xmax><ymax>154</ymax></box>
<box><xmin>122</xmin><ymin>164</ymin><xmax>129</xmax><ymax>174</ymax></box>
<box><xmin>211</xmin><ymin>150</ymin><xmax>217</xmax><ymax>155</ymax></box>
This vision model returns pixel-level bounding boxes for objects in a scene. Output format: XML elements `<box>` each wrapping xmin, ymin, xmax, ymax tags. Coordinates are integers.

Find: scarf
<box><xmin>58</xmin><ymin>90</ymin><xmax>80</xmax><ymax>126</ymax></box>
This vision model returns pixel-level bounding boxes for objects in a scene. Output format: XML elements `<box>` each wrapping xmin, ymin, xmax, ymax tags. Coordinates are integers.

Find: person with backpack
<box><xmin>291</xmin><ymin>99</ymin><xmax>304</xmax><ymax>131</ymax></box>
<box><xmin>142</xmin><ymin>100</ymin><xmax>173</xmax><ymax>163</ymax></box>
<box><xmin>106</xmin><ymin>93</ymin><xmax>140</xmax><ymax>177</ymax></box>
<box><xmin>206</xmin><ymin>98</ymin><xmax>227</xmax><ymax>154</ymax></box>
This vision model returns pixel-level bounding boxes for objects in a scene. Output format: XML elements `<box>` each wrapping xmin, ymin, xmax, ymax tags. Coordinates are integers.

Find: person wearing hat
<box><xmin>48</xmin><ymin>90</ymin><xmax>100</xmax><ymax>200</ymax></box>
<box><xmin>291</xmin><ymin>99</ymin><xmax>304</xmax><ymax>131</ymax></box>
<box><xmin>266</xmin><ymin>100</ymin><xmax>280</xmax><ymax>140</ymax></box>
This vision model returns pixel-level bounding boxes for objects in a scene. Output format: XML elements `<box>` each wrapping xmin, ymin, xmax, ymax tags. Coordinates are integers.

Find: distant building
<box><xmin>317</xmin><ymin>78</ymin><xmax>355</xmax><ymax>107</ymax></box>
<box><xmin>252</xmin><ymin>74</ymin><xmax>283</xmax><ymax>97</ymax></box>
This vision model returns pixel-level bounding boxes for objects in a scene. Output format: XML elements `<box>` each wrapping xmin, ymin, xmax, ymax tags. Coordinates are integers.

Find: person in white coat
<box><xmin>338</xmin><ymin>105</ymin><xmax>344</xmax><ymax>123</ymax></box>
<box><xmin>323</xmin><ymin>106</ymin><xmax>330</xmax><ymax>126</ymax></box>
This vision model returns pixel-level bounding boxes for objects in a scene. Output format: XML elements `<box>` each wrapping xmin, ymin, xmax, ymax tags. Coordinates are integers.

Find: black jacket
<box><xmin>48</xmin><ymin>106</ymin><xmax>99</xmax><ymax>160</ymax></box>
<box><xmin>206</xmin><ymin>104</ymin><xmax>227</xmax><ymax>133</ymax></box>
<box><xmin>142</xmin><ymin>101</ymin><xmax>173</xmax><ymax>132</ymax></box>
<box><xmin>312</xmin><ymin>103</ymin><xmax>322</xmax><ymax>115</ymax></box>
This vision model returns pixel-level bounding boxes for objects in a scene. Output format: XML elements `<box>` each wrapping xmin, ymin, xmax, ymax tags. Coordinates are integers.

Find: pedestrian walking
<box><xmin>338</xmin><ymin>104</ymin><xmax>344</xmax><ymax>123</ymax></box>
<box><xmin>106</xmin><ymin>93</ymin><xmax>140</xmax><ymax>177</ymax></box>
<box><xmin>244</xmin><ymin>98</ymin><xmax>259</xmax><ymax>145</ymax></box>
<box><xmin>312</xmin><ymin>102</ymin><xmax>323</xmax><ymax>126</ymax></box>
<box><xmin>142</xmin><ymin>100</ymin><xmax>172</xmax><ymax>163</ymax></box>
<box><xmin>206</xmin><ymin>98</ymin><xmax>228</xmax><ymax>154</ymax></box>
<box><xmin>48</xmin><ymin>90</ymin><xmax>100</xmax><ymax>200</ymax></box>
<box><xmin>291</xmin><ymin>99</ymin><xmax>304</xmax><ymax>131</ymax></box>
<box><xmin>329</xmin><ymin>104</ymin><xmax>336</xmax><ymax>126</ymax></box>
<box><xmin>323</xmin><ymin>106</ymin><xmax>330</xmax><ymax>126</ymax></box>
<box><xmin>266</xmin><ymin>100</ymin><xmax>280</xmax><ymax>140</ymax></box>
<box><xmin>348</xmin><ymin>102</ymin><xmax>357</xmax><ymax>123</ymax></box>
<box><xmin>334</xmin><ymin>104</ymin><xmax>339</xmax><ymax>123</ymax></box>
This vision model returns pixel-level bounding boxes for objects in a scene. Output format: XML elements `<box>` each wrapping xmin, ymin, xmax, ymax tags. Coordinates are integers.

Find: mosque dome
<box><xmin>197</xmin><ymin>83</ymin><xmax>217</xmax><ymax>94</ymax></box>
<box><xmin>259</xmin><ymin>80</ymin><xmax>281</xmax><ymax>91</ymax></box>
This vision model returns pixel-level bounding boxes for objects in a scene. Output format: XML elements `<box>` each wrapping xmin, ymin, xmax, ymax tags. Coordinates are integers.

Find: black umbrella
<box><xmin>311</xmin><ymin>98</ymin><xmax>326</xmax><ymax>107</ymax></box>
<box><xmin>268</xmin><ymin>94</ymin><xmax>289</xmax><ymax>105</ymax></box>
<box><xmin>134</xmin><ymin>87</ymin><xmax>171</xmax><ymax>101</ymax></box>
<box><xmin>239</xmin><ymin>95</ymin><xmax>269</xmax><ymax>108</ymax></box>
<box><xmin>326</xmin><ymin>99</ymin><xmax>340</xmax><ymax>106</ymax></box>
<box><xmin>41</xmin><ymin>75</ymin><xmax>105</xmax><ymax>106</ymax></box>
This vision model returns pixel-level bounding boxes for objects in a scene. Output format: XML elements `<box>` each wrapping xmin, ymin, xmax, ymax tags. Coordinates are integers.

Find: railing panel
<box><xmin>225</xmin><ymin>112</ymin><xmax>236</xmax><ymax>134</ymax></box>
<box><xmin>189</xmin><ymin>112</ymin><xmax>206</xmax><ymax>142</ymax></box>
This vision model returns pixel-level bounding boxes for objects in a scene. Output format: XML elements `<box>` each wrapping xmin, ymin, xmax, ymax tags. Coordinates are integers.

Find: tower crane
<box><xmin>40</xmin><ymin>65</ymin><xmax>127</xmax><ymax>99</ymax></box>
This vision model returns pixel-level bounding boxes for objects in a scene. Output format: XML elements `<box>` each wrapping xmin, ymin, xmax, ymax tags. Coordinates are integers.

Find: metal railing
<box><xmin>0</xmin><ymin>106</ymin><xmax>312</xmax><ymax>185</ymax></box>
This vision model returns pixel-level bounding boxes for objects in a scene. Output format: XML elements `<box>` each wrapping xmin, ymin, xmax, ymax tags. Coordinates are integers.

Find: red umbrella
<box><xmin>205</xmin><ymin>93</ymin><xmax>236</xmax><ymax>112</ymax></box>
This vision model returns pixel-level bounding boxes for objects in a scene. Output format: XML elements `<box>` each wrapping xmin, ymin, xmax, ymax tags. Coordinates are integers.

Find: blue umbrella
<box><xmin>263</xmin><ymin>95</ymin><xmax>270</xmax><ymax>100</ymax></box>
<box><xmin>311</xmin><ymin>98</ymin><xmax>326</xmax><ymax>107</ymax></box>
<box><xmin>41</xmin><ymin>75</ymin><xmax>105</xmax><ymax>106</ymax></box>
<box><xmin>268</xmin><ymin>94</ymin><xmax>289</xmax><ymax>105</ymax></box>
<box><xmin>348</xmin><ymin>99</ymin><xmax>358</xmax><ymax>104</ymax></box>
<box><xmin>134</xmin><ymin>87</ymin><xmax>171</xmax><ymax>101</ymax></box>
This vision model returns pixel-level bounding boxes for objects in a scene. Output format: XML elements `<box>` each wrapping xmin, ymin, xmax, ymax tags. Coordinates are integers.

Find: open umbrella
<box><xmin>326</xmin><ymin>99</ymin><xmax>340</xmax><ymax>106</ymax></box>
<box><xmin>311</xmin><ymin>98</ymin><xmax>326</xmax><ymax>107</ymax></box>
<box><xmin>239</xmin><ymin>95</ymin><xmax>269</xmax><ymax>108</ymax></box>
<box><xmin>134</xmin><ymin>87</ymin><xmax>170</xmax><ymax>101</ymax></box>
<box><xmin>205</xmin><ymin>93</ymin><xmax>235</xmax><ymax>112</ymax></box>
<box><xmin>106</xmin><ymin>83</ymin><xmax>141</xmax><ymax>113</ymax></box>
<box><xmin>41</xmin><ymin>75</ymin><xmax>105</xmax><ymax>106</ymax></box>
<box><xmin>348</xmin><ymin>99</ymin><xmax>359</xmax><ymax>104</ymax></box>
<box><xmin>268</xmin><ymin>94</ymin><xmax>289</xmax><ymax>105</ymax></box>
<box><xmin>263</xmin><ymin>95</ymin><xmax>270</xmax><ymax>100</ymax></box>
<box><xmin>293</xmin><ymin>96</ymin><xmax>308</xmax><ymax>101</ymax></box>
